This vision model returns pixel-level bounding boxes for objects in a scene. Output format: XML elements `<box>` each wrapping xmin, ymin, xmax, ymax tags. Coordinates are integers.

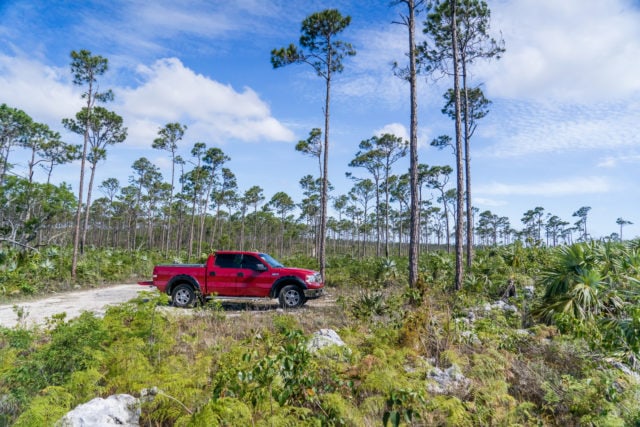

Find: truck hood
<box><xmin>274</xmin><ymin>267</ymin><xmax>323</xmax><ymax>286</ymax></box>
<box><xmin>276</xmin><ymin>267</ymin><xmax>318</xmax><ymax>275</ymax></box>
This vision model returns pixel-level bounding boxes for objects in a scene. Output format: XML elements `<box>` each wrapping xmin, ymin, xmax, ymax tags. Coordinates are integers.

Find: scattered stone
<box><xmin>484</xmin><ymin>300</ymin><xmax>518</xmax><ymax>313</ymax></box>
<box><xmin>503</xmin><ymin>303</ymin><xmax>518</xmax><ymax>313</ymax></box>
<box><xmin>427</xmin><ymin>364</ymin><xmax>471</xmax><ymax>395</ymax></box>
<box><xmin>454</xmin><ymin>317</ymin><xmax>470</xmax><ymax>326</ymax></box>
<box><xmin>523</xmin><ymin>285</ymin><xmax>535</xmax><ymax>298</ymax></box>
<box><xmin>140</xmin><ymin>386</ymin><xmax>159</xmax><ymax>403</ymax></box>
<box><xmin>0</xmin><ymin>394</ymin><xmax>18</xmax><ymax>418</ymax></box>
<box><xmin>307</xmin><ymin>329</ymin><xmax>346</xmax><ymax>352</ymax></box>
<box><xmin>459</xmin><ymin>330</ymin><xmax>481</xmax><ymax>345</ymax></box>
<box><xmin>467</xmin><ymin>310</ymin><xmax>476</xmax><ymax>322</ymax></box>
<box><xmin>56</xmin><ymin>394</ymin><xmax>140</xmax><ymax>427</ymax></box>
<box><xmin>608</xmin><ymin>359</ymin><xmax>640</xmax><ymax>383</ymax></box>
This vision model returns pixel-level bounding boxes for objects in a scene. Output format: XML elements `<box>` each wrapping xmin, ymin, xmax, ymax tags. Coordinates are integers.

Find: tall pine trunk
<box><xmin>407</xmin><ymin>0</ymin><xmax>420</xmax><ymax>288</ymax></box>
<box><xmin>81</xmin><ymin>161</ymin><xmax>98</xmax><ymax>251</ymax></box>
<box><xmin>451</xmin><ymin>0</ymin><xmax>464</xmax><ymax>291</ymax></box>
<box><xmin>462</xmin><ymin>65</ymin><xmax>473</xmax><ymax>268</ymax></box>
<box><xmin>72</xmin><ymin>109</ymin><xmax>89</xmax><ymax>276</ymax></box>
<box><xmin>319</xmin><ymin>69</ymin><xmax>330</xmax><ymax>281</ymax></box>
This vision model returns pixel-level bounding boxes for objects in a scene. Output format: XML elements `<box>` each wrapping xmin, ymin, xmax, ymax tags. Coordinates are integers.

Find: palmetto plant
<box><xmin>534</xmin><ymin>242</ymin><xmax>633</xmax><ymax>324</ymax></box>
<box><xmin>350</xmin><ymin>289</ymin><xmax>388</xmax><ymax>320</ymax></box>
<box><xmin>376</xmin><ymin>258</ymin><xmax>399</xmax><ymax>283</ymax></box>
<box><xmin>530</xmin><ymin>241</ymin><xmax>640</xmax><ymax>368</ymax></box>
<box><xmin>600</xmin><ymin>308</ymin><xmax>640</xmax><ymax>367</ymax></box>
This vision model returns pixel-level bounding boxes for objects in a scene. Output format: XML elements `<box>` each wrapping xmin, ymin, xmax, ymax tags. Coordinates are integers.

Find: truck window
<box><xmin>241</xmin><ymin>255</ymin><xmax>265</xmax><ymax>270</ymax></box>
<box><xmin>215</xmin><ymin>254</ymin><xmax>242</xmax><ymax>268</ymax></box>
<box><xmin>259</xmin><ymin>253</ymin><xmax>284</xmax><ymax>268</ymax></box>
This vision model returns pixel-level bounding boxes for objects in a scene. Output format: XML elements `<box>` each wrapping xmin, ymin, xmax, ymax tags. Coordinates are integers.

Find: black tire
<box><xmin>172</xmin><ymin>283</ymin><xmax>196</xmax><ymax>308</ymax></box>
<box><xmin>278</xmin><ymin>284</ymin><xmax>306</xmax><ymax>309</ymax></box>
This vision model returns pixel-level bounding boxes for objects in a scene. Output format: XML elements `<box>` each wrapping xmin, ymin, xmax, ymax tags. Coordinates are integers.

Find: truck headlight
<box><xmin>306</xmin><ymin>274</ymin><xmax>321</xmax><ymax>284</ymax></box>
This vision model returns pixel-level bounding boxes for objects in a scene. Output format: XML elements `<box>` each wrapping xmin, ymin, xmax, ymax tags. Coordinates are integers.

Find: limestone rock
<box><xmin>308</xmin><ymin>329</ymin><xmax>346</xmax><ymax>352</ymax></box>
<box><xmin>427</xmin><ymin>364</ymin><xmax>471</xmax><ymax>395</ymax></box>
<box><xmin>56</xmin><ymin>394</ymin><xmax>140</xmax><ymax>427</ymax></box>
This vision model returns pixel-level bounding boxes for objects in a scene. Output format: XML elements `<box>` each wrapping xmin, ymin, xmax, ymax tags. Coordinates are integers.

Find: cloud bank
<box><xmin>0</xmin><ymin>55</ymin><xmax>295</xmax><ymax>150</ymax></box>
<box><xmin>118</xmin><ymin>58</ymin><xmax>295</xmax><ymax>147</ymax></box>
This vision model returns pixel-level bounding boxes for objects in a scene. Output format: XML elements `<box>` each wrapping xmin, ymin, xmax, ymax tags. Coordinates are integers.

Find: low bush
<box><xmin>1</xmin><ymin>244</ymin><xmax>639</xmax><ymax>425</ymax></box>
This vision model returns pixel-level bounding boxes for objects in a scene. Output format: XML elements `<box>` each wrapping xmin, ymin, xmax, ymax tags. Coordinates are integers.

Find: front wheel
<box><xmin>172</xmin><ymin>283</ymin><xmax>196</xmax><ymax>308</ymax></box>
<box><xmin>279</xmin><ymin>285</ymin><xmax>306</xmax><ymax>309</ymax></box>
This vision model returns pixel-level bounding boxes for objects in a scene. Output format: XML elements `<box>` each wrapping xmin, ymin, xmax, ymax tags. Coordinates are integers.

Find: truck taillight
<box><xmin>153</xmin><ymin>274</ymin><xmax>158</xmax><ymax>279</ymax></box>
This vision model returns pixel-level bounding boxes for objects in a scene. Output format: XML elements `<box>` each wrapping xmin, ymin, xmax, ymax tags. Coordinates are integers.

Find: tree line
<box><xmin>1</xmin><ymin>95</ymin><xmax>629</xmax><ymax>262</ymax></box>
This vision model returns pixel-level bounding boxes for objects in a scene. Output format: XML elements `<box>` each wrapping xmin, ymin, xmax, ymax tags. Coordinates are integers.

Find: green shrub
<box><xmin>349</xmin><ymin>290</ymin><xmax>388</xmax><ymax>320</ymax></box>
<box><xmin>12</xmin><ymin>386</ymin><xmax>73</xmax><ymax>427</ymax></box>
<box><xmin>423</xmin><ymin>395</ymin><xmax>472</xmax><ymax>426</ymax></box>
<box><xmin>4</xmin><ymin>312</ymin><xmax>108</xmax><ymax>403</ymax></box>
<box><xmin>0</xmin><ymin>325</ymin><xmax>34</xmax><ymax>350</ymax></box>
<box><xmin>317</xmin><ymin>392</ymin><xmax>363</xmax><ymax>426</ymax></box>
<box><xmin>187</xmin><ymin>397</ymin><xmax>252</xmax><ymax>426</ymax></box>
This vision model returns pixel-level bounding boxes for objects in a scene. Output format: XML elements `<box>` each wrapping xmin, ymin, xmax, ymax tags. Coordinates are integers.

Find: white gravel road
<box><xmin>0</xmin><ymin>284</ymin><xmax>155</xmax><ymax>328</ymax></box>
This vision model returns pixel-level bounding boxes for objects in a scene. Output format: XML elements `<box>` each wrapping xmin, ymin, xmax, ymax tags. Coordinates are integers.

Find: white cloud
<box><xmin>349</xmin><ymin>26</ymin><xmax>406</xmax><ymax>77</ymax></box>
<box><xmin>123</xmin><ymin>117</ymin><xmax>164</xmax><ymax>148</ymax></box>
<box><xmin>375</xmin><ymin>123</ymin><xmax>409</xmax><ymax>141</ymax></box>
<box><xmin>597</xmin><ymin>152</ymin><xmax>640</xmax><ymax>168</ymax></box>
<box><xmin>481</xmin><ymin>0</ymin><xmax>640</xmax><ymax>102</ymax></box>
<box><xmin>336</xmin><ymin>25</ymin><xmax>437</xmax><ymax>109</ymax></box>
<box><xmin>152</xmin><ymin>155</ymin><xmax>172</xmax><ymax>170</ymax></box>
<box><xmin>117</xmin><ymin>58</ymin><xmax>295</xmax><ymax>147</ymax></box>
<box><xmin>70</xmin><ymin>1</ymin><xmax>283</xmax><ymax>62</ymax></box>
<box><xmin>127</xmin><ymin>3</ymin><xmax>236</xmax><ymax>38</ymax></box>
<box><xmin>0</xmin><ymin>54</ymin><xmax>294</xmax><ymax>150</ymax></box>
<box><xmin>476</xmin><ymin>176</ymin><xmax>611</xmax><ymax>197</ymax></box>
<box><xmin>597</xmin><ymin>157</ymin><xmax>617</xmax><ymax>168</ymax></box>
<box><xmin>478</xmin><ymin>99</ymin><xmax>640</xmax><ymax>157</ymax></box>
<box><xmin>0</xmin><ymin>54</ymin><xmax>81</xmax><ymax>127</ymax></box>
<box><xmin>474</xmin><ymin>197</ymin><xmax>508</xmax><ymax>207</ymax></box>
<box><xmin>370</xmin><ymin>123</ymin><xmax>434</xmax><ymax>150</ymax></box>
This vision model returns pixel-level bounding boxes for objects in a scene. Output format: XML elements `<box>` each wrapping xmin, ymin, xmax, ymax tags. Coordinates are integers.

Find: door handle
<box><xmin>237</xmin><ymin>272</ymin><xmax>244</xmax><ymax>277</ymax></box>
<box><xmin>209</xmin><ymin>271</ymin><xmax>216</xmax><ymax>276</ymax></box>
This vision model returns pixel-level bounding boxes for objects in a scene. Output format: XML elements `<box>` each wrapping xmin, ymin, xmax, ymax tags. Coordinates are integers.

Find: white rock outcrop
<box><xmin>307</xmin><ymin>329</ymin><xmax>346</xmax><ymax>352</ymax></box>
<box><xmin>427</xmin><ymin>364</ymin><xmax>471</xmax><ymax>395</ymax></box>
<box><xmin>56</xmin><ymin>394</ymin><xmax>140</xmax><ymax>427</ymax></box>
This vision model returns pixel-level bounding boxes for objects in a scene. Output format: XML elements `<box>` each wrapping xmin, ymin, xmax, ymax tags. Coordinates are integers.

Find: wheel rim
<box><xmin>284</xmin><ymin>289</ymin><xmax>301</xmax><ymax>307</ymax></box>
<box><xmin>175</xmin><ymin>288</ymin><xmax>191</xmax><ymax>305</ymax></box>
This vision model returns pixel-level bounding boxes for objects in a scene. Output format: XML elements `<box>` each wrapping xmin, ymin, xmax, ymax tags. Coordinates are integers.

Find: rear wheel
<box><xmin>172</xmin><ymin>283</ymin><xmax>196</xmax><ymax>308</ymax></box>
<box><xmin>278</xmin><ymin>285</ymin><xmax>306</xmax><ymax>309</ymax></box>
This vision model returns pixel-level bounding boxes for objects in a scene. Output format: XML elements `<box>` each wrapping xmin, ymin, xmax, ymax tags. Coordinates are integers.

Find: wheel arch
<box><xmin>166</xmin><ymin>274</ymin><xmax>201</xmax><ymax>296</ymax></box>
<box><xmin>270</xmin><ymin>276</ymin><xmax>306</xmax><ymax>298</ymax></box>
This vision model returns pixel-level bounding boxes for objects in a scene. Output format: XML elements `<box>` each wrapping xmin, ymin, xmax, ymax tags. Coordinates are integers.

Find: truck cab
<box><xmin>140</xmin><ymin>251</ymin><xmax>324</xmax><ymax>309</ymax></box>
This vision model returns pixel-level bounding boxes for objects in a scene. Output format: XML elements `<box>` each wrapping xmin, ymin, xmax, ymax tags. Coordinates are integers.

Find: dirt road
<box><xmin>0</xmin><ymin>284</ymin><xmax>336</xmax><ymax>329</ymax></box>
<box><xmin>0</xmin><ymin>284</ymin><xmax>153</xmax><ymax>328</ymax></box>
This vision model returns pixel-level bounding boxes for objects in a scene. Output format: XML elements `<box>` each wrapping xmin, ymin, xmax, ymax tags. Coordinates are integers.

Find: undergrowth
<box><xmin>0</xmin><ymin>242</ymin><xmax>639</xmax><ymax>425</ymax></box>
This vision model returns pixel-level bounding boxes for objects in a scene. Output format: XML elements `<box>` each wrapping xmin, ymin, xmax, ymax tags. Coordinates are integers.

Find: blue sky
<box><xmin>1</xmin><ymin>0</ymin><xmax>639</xmax><ymax>240</ymax></box>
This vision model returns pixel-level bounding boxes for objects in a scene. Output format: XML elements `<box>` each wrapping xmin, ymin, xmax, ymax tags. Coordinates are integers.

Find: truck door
<box><xmin>208</xmin><ymin>253</ymin><xmax>242</xmax><ymax>296</ymax></box>
<box><xmin>236</xmin><ymin>254</ymin><xmax>272</xmax><ymax>297</ymax></box>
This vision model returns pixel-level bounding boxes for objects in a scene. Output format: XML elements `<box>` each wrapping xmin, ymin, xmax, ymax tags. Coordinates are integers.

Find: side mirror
<box><xmin>255</xmin><ymin>263</ymin><xmax>267</xmax><ymax>272</ymax></box>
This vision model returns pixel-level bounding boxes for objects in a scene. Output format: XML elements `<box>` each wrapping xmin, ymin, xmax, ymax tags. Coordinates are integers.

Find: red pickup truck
<box><xmin>139</xmin><ymin>251</ymin><xmax>324</xmax><ymax>309</ymax></box>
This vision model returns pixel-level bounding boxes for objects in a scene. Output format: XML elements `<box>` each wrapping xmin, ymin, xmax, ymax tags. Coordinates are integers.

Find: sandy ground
<box><xmin>0</xmin><ymin>284</ymin><xmax>336</xmax><ymax>329</ymax></box>
<box><xmin>0</xmin><ymin>284</ymin><xmax>154</xmax><ymax>328</ymax></box>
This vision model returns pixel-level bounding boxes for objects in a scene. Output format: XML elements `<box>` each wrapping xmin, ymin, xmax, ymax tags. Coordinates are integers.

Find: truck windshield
<box><xmin>259</xmin><ymin>253</ymin><xmax>284</xmax><ymax>268</ymax></box>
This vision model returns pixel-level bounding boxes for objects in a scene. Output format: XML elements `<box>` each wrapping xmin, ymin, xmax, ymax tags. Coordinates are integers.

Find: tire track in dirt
<box><xmin>0</xmin><ymin>284</ymin><xmax>150</xmax><ymax>328</ymax></box>
<box><xmin>0</xmin><ymin>285</ymin><xmax>337</xmax><ymax>328</ymax></box>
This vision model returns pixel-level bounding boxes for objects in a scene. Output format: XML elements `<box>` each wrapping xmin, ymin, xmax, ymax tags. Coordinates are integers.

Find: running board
<box><xmin>203</xmin><ymin>296</ymin><xmax>273</xmax><ymax>304</ymax></box>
